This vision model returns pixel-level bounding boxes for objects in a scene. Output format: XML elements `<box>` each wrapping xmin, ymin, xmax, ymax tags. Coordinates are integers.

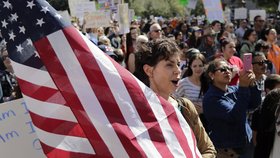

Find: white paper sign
<box><xmin>75</xmin><ymin>2</ymin><xmax>96</xmax><ymax>19</ymax></box>
<box><xmin>84</xmin><ymin>11</ymin><xmax>111</xmax><ymax>28</ymax></box>
<box><xmin>202</xmin><ymin>0</ymin><xmax>224</xmax><ymax>22</ymax></box>
<box><xmin>234</xmin><ymin>8</ymin><xmax>247</xmax><ymax>20</ymax></box>
<box><xmin>224</xmin><ymin>7</ymin><xmax>231</xmax><ymax>23</ymax></box>
<box><xmin>58</xmin><ymin>10</ymin><xmax>71</xmax><ymax>23</ymax></box>
<box><xmin>187</xmin><ymin>0</ymin><xmax>197</xmax><ymax>9</ymax></box>
<box><xmin>278</xmin><ymin>1</ymin><xmax>280</xmax><ymax>11</ymax></box>
<box><xmin>118</xmin><ymin>4</ymin><xmax>130</xmax><ymax>34</ymax></box>
<box><xmin>129</xmin><ymin>9</ymin><xmax>135</xmax><ymax>22</ymax></box>
<box><xmin>68</xmin><ymin>0</ymin><xmax>89</xmax><ymax>17</ymax></box>
<box><xmin>249</xmin><ymin>10</ymin><xmax>266</xmax><ymax>22</ymax></box>
<box><xmin>0</xmin><ymin>99</ymin><xmax>45</xmax><ymax>158</ymax></box>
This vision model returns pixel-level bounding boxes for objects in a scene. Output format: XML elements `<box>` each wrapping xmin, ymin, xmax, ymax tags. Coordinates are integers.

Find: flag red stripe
<box><xmin>112</xmin><ymin>57</ymin><xmax>197</xmax><ymax>157</ymax></box>
<box><xmin>17</xmin><ymin>77</ymin><xmax>67</xmax><ymax>106</ymax></box>
<box><xmin>40</xmin><ymin>142</ymin><xmax>96</xmax><ymax>158</ymax></box>
<box><xmin>63</xmin><ymin>27</ymin><xmax>147</xmax><ymax>157</ymax></box>
<box><xmin>29</xmin><ymin>111</ymin><xmax>86</xmax><ymax>137</ymax></box>
<box><xmin>191</xmin><ymin>130</ymin><xmax>200</xmax><ymax>158</ymax></box>
<box><xmin>34</xmin><ymin>37</ymin><xmax>113</xmax><ymax>157</ymax></box>
<box><xmin>109</xmin><ymin>60</ymin><xmax>175</xmax><ymax>157</ymax></box>
<box><xmin>159</xmin><ymin>98</ymin><xmax>196</xmax><ymax>157</ymax></box>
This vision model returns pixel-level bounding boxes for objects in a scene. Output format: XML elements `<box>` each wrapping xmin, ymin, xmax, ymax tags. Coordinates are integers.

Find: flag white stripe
<box><xmin>82</xmin><ymin>34</ymin><xmax>161</xmax><ymax>157</ymax></box>
<box><xmin>135</xmin><ymin>79</ymin><xmax>187</xmax><ymax>157</ymax></box>
<box><xmin>23</xmin><ymin>94</ymin><xmax>78</xmax><ymax>123</ymax></box>
<box><xmin>34</xmin><ymin>126</ymin><xmax>95</xmax><ymax>154</ymax></box>
<box><xmin>11</xmin><ymin>60</ymin><xmax>57</xmax><ymax>89</ymax></box>
<box><xmin>175</xmin><ymin>107</ymin><xmax>202</xmax><ymax>158</ymax></box>
<box><xmin>47</xmin><ymin>30</ymin><xmax>129</xmax><ymax>158</ymax></box>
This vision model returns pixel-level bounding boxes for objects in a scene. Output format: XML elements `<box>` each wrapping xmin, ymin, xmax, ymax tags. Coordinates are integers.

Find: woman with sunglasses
<box><xmin>203</xmin><ymin>59</ymin><xmax>262</xmax><ymax>158</ymax></box>
<box><xmin>134</xmin><ymin>38</ymin><xmax>216</xmax><ymax>158</ymax></box>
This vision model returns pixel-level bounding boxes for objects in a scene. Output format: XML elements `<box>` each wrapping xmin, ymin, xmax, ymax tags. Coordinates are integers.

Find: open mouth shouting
<box><xmin>171</xmin><ymin>79</ymin><xmax>179</xmax><ymax>86</ymax></box>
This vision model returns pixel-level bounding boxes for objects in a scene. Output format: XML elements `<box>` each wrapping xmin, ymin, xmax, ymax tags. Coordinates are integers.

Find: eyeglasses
<box><xmin>252</xmin><ymin>60</ymin><xmax>269</xmax><ymax>66</ymax></box>
<box><xmin>153</xmin><ymin>29</ymin><xmax>162</xmax><ymax>33</ymax></box>
<box><xmin>215</xmin><ymin>66</ymin><xmax>233</xmax><ymax>73</ymax></box>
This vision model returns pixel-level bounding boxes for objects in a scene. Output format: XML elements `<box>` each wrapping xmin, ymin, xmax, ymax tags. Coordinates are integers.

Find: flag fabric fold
<box><xmin>0</xmin><ymin>0</ymin><xmax>201</xmax><ymax>157</ymax></box>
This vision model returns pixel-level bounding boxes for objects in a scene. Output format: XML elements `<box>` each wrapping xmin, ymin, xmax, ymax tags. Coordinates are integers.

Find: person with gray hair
<box><xmin>127</xmin><ymin>35</ymin><xmax>148</xmax><ymax>73</ymax></box>
<box><xmin>148</xmin><ymin>23</ymin><xmax>162</xmax><ymax>41</ymax></box>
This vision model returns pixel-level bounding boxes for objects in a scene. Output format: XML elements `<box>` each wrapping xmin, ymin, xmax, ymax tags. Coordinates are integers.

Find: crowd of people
<box><xmin>0</xmin><ymin>13</ymin><xmax>280</xmax><ymax>157</ymax></box>
<box><xmin>74</xmin><ymin>15</ymin><xmax>280</xmax><ymax>158</ymax></box>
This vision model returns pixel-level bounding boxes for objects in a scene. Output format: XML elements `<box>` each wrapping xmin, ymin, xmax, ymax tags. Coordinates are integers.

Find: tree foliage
<box><xmin>47</xmin><ymin>0</ymin><xmax>68</xmax><ymax>10</ymax></box>
<box><xmin>253</xmin><ymin>0</ymin><xmax>279</xmax><ymax>13</ymax></box>
<box><xmin>129</xmin><ymin>0</ymin><xmax>185</xmax><ymax>18</ymax></box>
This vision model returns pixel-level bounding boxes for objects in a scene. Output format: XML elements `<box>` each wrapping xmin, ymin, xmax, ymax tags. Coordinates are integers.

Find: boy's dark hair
<box><xmin>211</xmin><ymin>20</ymin><xmax>221</xmax><ymax>27</ymax></box>
<box><xmin>265</xmin><ymin>74</ymin><xmax>280</xmax><ymax>91</ymax></box>
<box><xmin>134</xmin><ymin>38</ymin><xmax>180</xmax><ymax>86</ymax></box>
<box><xmin>255</xmin><ymin>40</ymin><xmax>269</xmax><ymax>52</ymax></box>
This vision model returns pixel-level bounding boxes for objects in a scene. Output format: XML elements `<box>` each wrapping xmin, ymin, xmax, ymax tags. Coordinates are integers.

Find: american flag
<box><xmin>0</xmin><ymin>0</ymin><xmax>201</xmax><ymax>157</ymax></box>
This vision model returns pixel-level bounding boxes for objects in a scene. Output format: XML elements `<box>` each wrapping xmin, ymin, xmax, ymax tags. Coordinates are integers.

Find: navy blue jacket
<box><xmin>203</xmin><ymin>85</ymin><xmax>261</xmax><ymax>149</ymax></box>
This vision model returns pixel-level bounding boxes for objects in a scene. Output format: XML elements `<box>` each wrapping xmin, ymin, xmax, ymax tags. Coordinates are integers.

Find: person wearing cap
<box><xmin>187</xmin><ymin>26</ymin><xmax>202</xmax><ymax>48</ymax></box>
<box><xmin>198</xmin><ymin>27</ymin><xmax>218</xmax><ymax>61</ymax></box>
<box><xmin>98</xmin><ymin>44</ymin><xmax>118</xmax><ymax>61</ymax></box>
<box><xmin>148</xmin><ymin>23</ymin><xmax>162</xmax><ymax>41</ymax></box>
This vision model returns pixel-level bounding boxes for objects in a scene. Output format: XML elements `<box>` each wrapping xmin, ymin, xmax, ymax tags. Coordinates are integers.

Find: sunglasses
<box><xmin>252</xmin><ymin>60</ymin><xmax>269</xmax><ymax>66</ymax></box>
<box><xmin>215</xmin><ymin>66</ymin><xmax>233</xmax><ymax>73</ymax></box>
<box><xmin>153</xmin><ymin>29</ymin><xmax>162</xmax><ymax>33</ymax></box>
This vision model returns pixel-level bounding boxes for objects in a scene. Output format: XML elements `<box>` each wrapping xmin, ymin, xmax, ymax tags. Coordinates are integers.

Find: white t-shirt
<box><xmin>174</xmin><ymin>77</ymin><xmax>203</xmax><ymax>114</ymax></box>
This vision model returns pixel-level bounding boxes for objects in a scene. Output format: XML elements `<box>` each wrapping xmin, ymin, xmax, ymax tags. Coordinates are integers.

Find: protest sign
<box><xmin>118</xmin><ymin>3</ymin><xmax>130</xmax><ymax>34</ymax></box>
<box><xmin>234</xmin><ymin>8</ymin><xmax>247</xmax><ymax>20</ymax></box>
<box><xmin>84</xmin><ymin>11</ymin><xmax>111</xmax><ymax>28</ymax></box>
<box><xmin>0</xmin><ymin>99</ymin><xmax>45</xmax><ymax>158</ymax></box>
<box><xmin>249</xmin><ymin>10</ymin><xmax>266</xmax><ymax>22</ymax></box>
<box><xmin>187</xmin><ymin>0</ymin><xmax>197</xmax><ymax>9</ymax></box>
<box><xmin>202</xmin><ymin>0</ymin><xmax>224</xmax><ymax>22</ymax></box>
<box><xmin>58</xmin><ymin>10</ymin><xmax>71</xmax><ymax>23</ymax></box>
<box><xmin>75</xmin><ymin>1</ymin><xmax>96</xmax><ymax>19</ymax></box>
<box><xmin>68</xmin><ymin>0</ymin><xmax>89</xmax><ymax>17</ymax></box>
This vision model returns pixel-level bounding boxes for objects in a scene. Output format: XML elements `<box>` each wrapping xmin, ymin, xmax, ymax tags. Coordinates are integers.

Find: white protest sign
<box><xmin>278</xmin><ymin>1</ymin><xmax>280</xmax><ymax>11</ymax></box>
<box><xmin>224</xmin><ymin>7</ymin><xmax>231</xmax><ymax>23</ymax></box>
<box><xmin>58</xmin><ymin>10</ymin><xmax>71</xmax><ymax>23</ymax></box>
<box><xmin>68</xmin><ymin>0</ymin><xmax>89</xmax><ymax>17</ymax></box>
<box><xmin>75</xmin><ymin>1</ymin><xmax>96</xmax><ymax>19</ymax></box>
<box><xmin>202</xmin><ymin>0</ymin><xmax>224</xmax><ymax>22</ymax></box>
<box><xmin>84</xmin><ymin>11</ymin><xmax>111</xmax><ymax>28</ymax></box>
<box><xmin>187</xmin><ymin>0</ymin><xmax>197</xmax><ymax>9</ymax></box>
<box><xmin>129</xmin><ymin>9</ymin><xmax>135</xmax><ymax>22</ymax></box>
<box><xmin>249</xmin><ymin>10</ymin><xmax>266</xmax><ymax>22</ymax></box>
<box><xmin>118</xmin><ymin>3</ymin><xmax>130</xmax><ymax>34</ymax></box>
<box><xmin>0</xmin><ymin>99</ymin><xmax>45</xmax><ymax>158</ymax></box>
<box><xmin>234</xmin><ymin>8</ymin><xmax>247</xmax><ymax>19</ymax></box>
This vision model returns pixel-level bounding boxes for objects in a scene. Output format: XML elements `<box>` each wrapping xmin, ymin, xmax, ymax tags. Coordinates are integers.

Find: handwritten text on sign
<box><xmin>0</xmin><ymin>99</ymin><xmax>45</xmax><ymax>158</ymax></box>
